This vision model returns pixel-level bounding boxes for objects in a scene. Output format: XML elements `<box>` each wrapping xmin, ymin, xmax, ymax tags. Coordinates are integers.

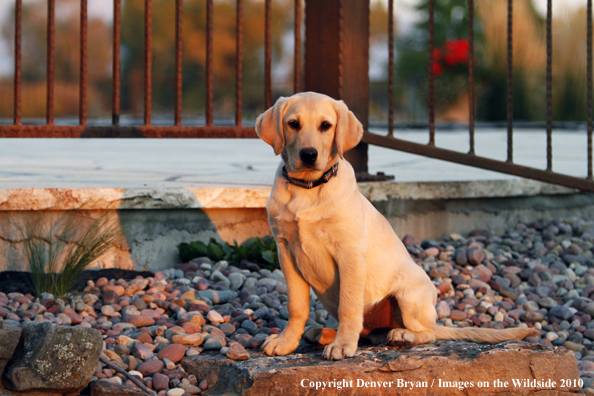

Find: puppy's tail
<box><xmin>434</xmin><ymin>325</ymin><xmax>539</xmax><ymax>343</ymax></box>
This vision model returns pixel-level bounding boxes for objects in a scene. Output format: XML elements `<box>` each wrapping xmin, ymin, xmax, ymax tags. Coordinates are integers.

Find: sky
<box><xmin>0</xmin><ymin>0</ymin><xmax>588</xmax><ymax>77</ymax></box>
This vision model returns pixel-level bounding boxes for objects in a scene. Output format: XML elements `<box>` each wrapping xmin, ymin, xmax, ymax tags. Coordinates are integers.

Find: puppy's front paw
<box><xmin>322</xmin><ymin>339</ymin><xmax>357</xmax><ymax>360</ymax></box>
<box><xmin>261</xmin><ymin>334</ymin><xmax>299</xmax><ymax>356</ymax></box>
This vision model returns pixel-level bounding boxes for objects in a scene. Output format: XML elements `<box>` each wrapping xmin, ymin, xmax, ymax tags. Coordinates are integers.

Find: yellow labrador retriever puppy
<box><xmin>256</xmin><ymin>92</ymin><xmax>538</xmax><ymax>360</ymax></box>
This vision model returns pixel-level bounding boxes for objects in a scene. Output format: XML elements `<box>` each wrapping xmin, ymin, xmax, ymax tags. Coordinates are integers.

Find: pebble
<box><xmin>153</xmin><ymin>373</ymin><xmax>169</xmax><ymax>391</ymax></box>
<box><xmin>132</xmin><ymin>342</ymin><xmax>154</xmax><ymax>360</ymax></box>
<box><xmin>171</xmin><ymin>333</ymin><xmax>204</xmax><ymax>347</ymax></box>
<box><xmin>126</xmin><ymin>315</ymin><xmax>155</xmax><ymax>327</ymax></box>
<box><xmin>203</xmin><ymin>337</ymin><xmax>225</xmax><ymax>351</ymax></box>
<box><xmin>136</xmin><ymin>359</ymin><xmax>164</xmax><ymax>376</ymax></box>
<box><xmin>207</xmin><ymin>310</ymin><xmax>224</xmax><ymax>323</ymax></box>
<box><xmin>436</xmin><ymin>301</ymin><xmax>451</xmax><ymax>319</ymax></box>
<box><xmin>226</xmin><ymin>343</ymin><xmax>250</xmax><ymax>361</ymax></box>
<box><xmin>157</xmin><ymin>344</ymin><xmax>187</xmax><ymax>363</ymax></box>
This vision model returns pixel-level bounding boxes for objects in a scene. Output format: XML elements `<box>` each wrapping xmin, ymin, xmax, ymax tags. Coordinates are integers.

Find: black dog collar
<box><xmin>282</xmin><ymin>162</ymin><xmax>338</xmax><ymax>189</ymax></box>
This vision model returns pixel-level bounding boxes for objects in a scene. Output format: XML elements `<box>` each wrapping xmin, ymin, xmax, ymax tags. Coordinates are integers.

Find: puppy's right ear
<box><xmin>256</xmin><ymin>96</ymin><xmax>288</xmax><ymax>155</ymax></box>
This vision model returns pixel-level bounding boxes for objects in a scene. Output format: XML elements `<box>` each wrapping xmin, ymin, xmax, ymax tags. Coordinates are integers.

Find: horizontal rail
<box><xmin>0</xmin><ymin>126</ymin><xmax>257</xmax><ymax>139</ymax></box>
<box><xmin>362</xmin><ymin>132</ymin><xmax>594</xmax><ymax>192</ymax></box>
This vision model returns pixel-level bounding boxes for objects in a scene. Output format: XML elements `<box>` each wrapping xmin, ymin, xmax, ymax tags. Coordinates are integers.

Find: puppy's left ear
<box><xmin>256</xmin><ymin>96</ymin><xmax>289</xmax><ymax>156</ymax></box>
<box><xmin>333</xmin><ymin>100</ymin><xmax>363</xmax><ymax>159</ymax></box>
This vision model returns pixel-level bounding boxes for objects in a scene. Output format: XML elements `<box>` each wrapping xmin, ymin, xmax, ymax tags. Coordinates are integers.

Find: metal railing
<box><xmin>1</xmin><ymin>0</ymin><xmax>302</xmax><ymax>138</ymax></box>
<box><xmin>2</xmin><ymin>0</ymin><xmax>594</xmax><ymax>193</ymax></box>
<box><xmin>363</xmin><ymin>0</ymin><xmax>594</xmax><ymax>192</ymax></box>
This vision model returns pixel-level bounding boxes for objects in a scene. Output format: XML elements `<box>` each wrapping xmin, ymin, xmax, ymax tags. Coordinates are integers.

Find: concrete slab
<box><xmin>0</xmin><ymin>128</ymin><xmax>589</xmax><ymax>188</ymax></box>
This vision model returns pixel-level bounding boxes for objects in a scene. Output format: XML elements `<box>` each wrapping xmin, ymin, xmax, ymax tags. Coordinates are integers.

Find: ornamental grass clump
<box><xmin>4</xmin><ymin>212</ymin><xmax>124</xmax><ymax>298</ymax></box>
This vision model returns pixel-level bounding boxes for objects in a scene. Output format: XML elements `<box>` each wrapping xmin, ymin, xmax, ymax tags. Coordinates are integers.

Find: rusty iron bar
<box><xmin>586</xmin><ymin>0</ymin><xmax>592</xmax><ymax>180</ymax></box>
<box><xmin>265</xmin><ymin>0</ymin><xmax>272</xmax><ymax>109</ymax></box>
<box><xmin>294</xmin><ymin>0</ymin><xmax>301</xmax><ymax>93</ymax></box>
<box><xmin>144</xmin><ymin>0</ymin><xmax>152</xmax><ymax>126</ymax></box>
<box><xmin>468</xmin><ymin>0</ymin><xmax>475</xmax><ymax>154</ymax></box>
<box><xmin>388</xmin><ymin>0</ymin><xmax>394</xmax><ymax>137</ymax></box>
<box><xmin>79</xmin><ymin>0</ymin><xmax>88</xmax><ymax>126</ymax></box>
<box><xmin>113</xmin><ymin>0</ymin><xmax>121</xmax><ymax>125</ymax></box>
<box><xmin>174</xmin><ymin>0</ymin><xmax>183</xmax><ymax>126</ymax></box>
<box><xmin>506</xmin><ymin>0</ymin><xmax>513</xmax><ymax>162</ymax></box>
<box><xmin>47</xmin><ymin>0</ymin><xmax>55</xmax><ymax>125</ymax></box>
<box><xmin>206</xmin><ymin>0</ymin><xmax>213</xmax><ymax>125</ymax></box>
<box><xmin>546</xmin><ymin>0</ymin><xmax>552</xmax><ymax>171</ymax></box>
<box><xmin>362</xmin><ymin>132</ymin><xmax>594</xmax><ymax>192</ymax></box>
<box><xmin>428</xmin><ymin>0</ymin><xmax>435</xmax><ymax>146</ymax></box>
<box><xmin>14</xmin><ymin>0</ymin><xmax>21</xmax><ymax>125</ymax></box>
<box><xmin>235</xmin><ymin>0</ymin><xmax>243</xmax><ymax>126</ymax></box>
<box><xmin>0</xmin><ymin>125</ymin><xmax>257</xmax><ymax>139</ymax></box>
<box><xmin>99</xmin><ymin>356</ymin><xmax>156</xmax><ymax>396</ymax></box>
<box><xmin>338</xmin><ymin>0</ymin><xmax>344</xmax><ymax>98</ymax></box>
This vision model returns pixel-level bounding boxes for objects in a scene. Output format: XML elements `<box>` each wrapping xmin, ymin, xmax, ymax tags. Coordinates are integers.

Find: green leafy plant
<box><xmin>178</xmin><ymin>236</ymin><xmax>279</xmax><ymax>271</ymax></box>
<box><xmin>2</xmin><ymin>212</ymin><xmax>124</xmax><ymax>297</ymax></box>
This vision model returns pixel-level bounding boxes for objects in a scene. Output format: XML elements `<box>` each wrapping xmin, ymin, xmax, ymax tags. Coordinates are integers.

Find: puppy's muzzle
<box><xmin>299</xmin><ymin>148</ymin><xmax>318</xmax><ymax>164</ymax></box>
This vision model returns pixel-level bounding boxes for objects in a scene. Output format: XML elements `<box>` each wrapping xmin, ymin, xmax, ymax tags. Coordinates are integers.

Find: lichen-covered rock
<box><xmin>4</xmin><ymin>322</ymin><xmax>102</xmax><ymax>394</ymax></box>
<box><xmin>0</xmin><ymin>326</ymin><xmax>21</xmax><ymax>374</ymax></box>
<box><xmin>183</xmin><ymin>341</ymin><xmax>579</xmax><ymax>396</ymax></box>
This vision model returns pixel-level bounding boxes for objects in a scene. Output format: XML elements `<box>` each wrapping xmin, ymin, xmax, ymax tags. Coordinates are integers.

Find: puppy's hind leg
<box><xmin>387</xmin><ymin>284</ymin><xmax>438</xmax><ymax>347</ymax></box>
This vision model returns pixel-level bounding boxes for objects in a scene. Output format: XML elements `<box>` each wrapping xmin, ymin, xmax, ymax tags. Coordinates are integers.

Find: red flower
<box><xmin>433</xmin><ymin>62</ymin><xmax>443</xmax><ymax>77</ymax></box>
<box><xmin>443</xmin><ymin>39</ymin><xmax>469</xmax><ymax>67</ymax></box>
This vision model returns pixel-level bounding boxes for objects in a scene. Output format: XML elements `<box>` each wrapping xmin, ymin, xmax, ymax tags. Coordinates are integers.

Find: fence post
<box><xmin>304</xmin><ymin>0</ymin><xmax>369</xmax><ymax>176</ymax></box>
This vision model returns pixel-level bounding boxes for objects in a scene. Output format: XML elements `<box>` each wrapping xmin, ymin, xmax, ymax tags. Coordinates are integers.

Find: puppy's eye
<box><xmin>288</xmin><ymin>120</ymin><xmax>300</xmax><ymax>129</ymax></box>
<box><xmin>320</xmin><ymin>121</ymin><xmax>332</xmax><ymax>131</ymax></box>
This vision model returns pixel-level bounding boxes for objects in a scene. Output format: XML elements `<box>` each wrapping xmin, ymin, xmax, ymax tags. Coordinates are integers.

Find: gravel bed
<box><xmin>2</xmin><ymin>216</ymin><xmax>594</xmax><ymax>394</ymax></box>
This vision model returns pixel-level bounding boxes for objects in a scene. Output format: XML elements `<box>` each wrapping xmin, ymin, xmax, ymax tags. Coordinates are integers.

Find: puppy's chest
<box><xmin>274</xmin><ymin>214</ymin><xmax>338</xmax><ymax>290</ymax></box>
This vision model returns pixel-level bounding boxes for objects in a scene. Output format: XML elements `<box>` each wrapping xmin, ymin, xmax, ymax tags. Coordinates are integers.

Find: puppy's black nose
<box><xmin>299</xmin><ymin>148</ymin><xmax>318</xmax><ymax>163</ymax></box>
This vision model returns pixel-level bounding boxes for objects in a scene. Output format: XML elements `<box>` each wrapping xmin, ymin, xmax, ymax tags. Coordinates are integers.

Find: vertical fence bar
<box><xmin>206</xmin><ymin>0</ymin><xmax>213</xmax><ymax>125</ymax></box>
<box><xmin>586</xmin><ymin>0</ymin><xmax>592</xmax><ymax>180</ymax></box>
<box><xmin>428</xmin><ymin>0</ymin><xmax>435</xmax><ymax>146</ymax></box>
<box><xmin>506</xmin><ymin>0</ymin><xmax>513</xmax><ymax>162</ymax></box>
<box><xmin>47</xmin><ymin>0</ymin><xmax>55</xmax><ymax>125</ymax></box>
<box><xmin>338</xmin><ymin>0</ymin><xmax>344</xmax><ymax>98</ymax></box>
<box><xmin>144</xmin><ymin>0</ymin><xmax>152</xmax><ymax>126</ymax></box>
<box><xmin>174</xmin><ymin>0</ymin><xmax>183</xmax><ymax>126</ymax></box>
<box><xmin>294</xmin><ymin>0</ymin><xmax>301</xmax><ymax>94</ymax></box>
<box><xmin>79</xmin><ymin>0</ymin><xmax>88</xmax><ymax>126</ymax></box>
<box><xmin>546</xmin><ymin>0</ymin><xmax>552</xmax><ymax>171</ymax></box>
<box><xmin>113</xmin><ymin>0</ymin><xmax>121</xmax><ymax>125</ymax></box>
<box><xmin>388</xmin><ymin>0</ymin><xmax>394</xmax><ymax>137</ymax></box>
<box><xmin>265</xmin><ymin>0</ymin><xmax>272</xmax><ymax>109</ymax></box>
<box><xmin>14</xmin><ymin>0</ymin><xmax>22</xmax><ymax>125</ymax></box>
<box><xmin>235</xmin><ymin>0</ymin><xmax>243</xmax><ymax>126</ymax></box>
<box><xmin>468</xmin><ymin>0</ymin><xmax>475</xmax><ymax>154</ymax></box>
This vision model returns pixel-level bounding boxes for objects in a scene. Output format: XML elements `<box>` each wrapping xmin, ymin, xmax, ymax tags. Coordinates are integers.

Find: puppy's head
<box><xmin>256</xmin><ymin>92</ymin><xmax>363</xmax><ymax>180</ymax></box>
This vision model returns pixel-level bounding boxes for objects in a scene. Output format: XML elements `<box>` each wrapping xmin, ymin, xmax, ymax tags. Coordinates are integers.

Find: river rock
<box><xmin>157</xmin><ymin>343</ymin><xmax>187</xmax><ymax>363</ymax></box>
<box><xmin>226</xmin><ymin>343</ymin><xmax>250</xmax><ymax>361</ymax></box>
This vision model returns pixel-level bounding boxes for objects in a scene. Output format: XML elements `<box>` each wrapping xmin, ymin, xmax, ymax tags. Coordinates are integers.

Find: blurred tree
<box><xmin>0</xmin><ymin>0</ymin><xmax>113</xmax><ymax>118</ymax></box>
<box><xmin>477</xmin><ymin>0</ymin><xmax>545</xmax><ymax>122</ymax></box>
<box><xmin>120</xmin><ymin>0</ymin><xmax>293</xmax><ymax>121</ymax></box>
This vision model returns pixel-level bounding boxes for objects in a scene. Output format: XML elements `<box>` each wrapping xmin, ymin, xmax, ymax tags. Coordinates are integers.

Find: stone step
<box><xmin>182</xmin><ymin>341</ymin><xmax>580</xmax><ymax>396</ymax></box>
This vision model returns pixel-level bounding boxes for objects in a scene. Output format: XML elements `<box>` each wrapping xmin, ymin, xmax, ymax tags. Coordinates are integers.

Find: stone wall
<box><xmin>1</xmin><ymin>180</ymin><xmax>591</xmax><ymax>272</ymax></box>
